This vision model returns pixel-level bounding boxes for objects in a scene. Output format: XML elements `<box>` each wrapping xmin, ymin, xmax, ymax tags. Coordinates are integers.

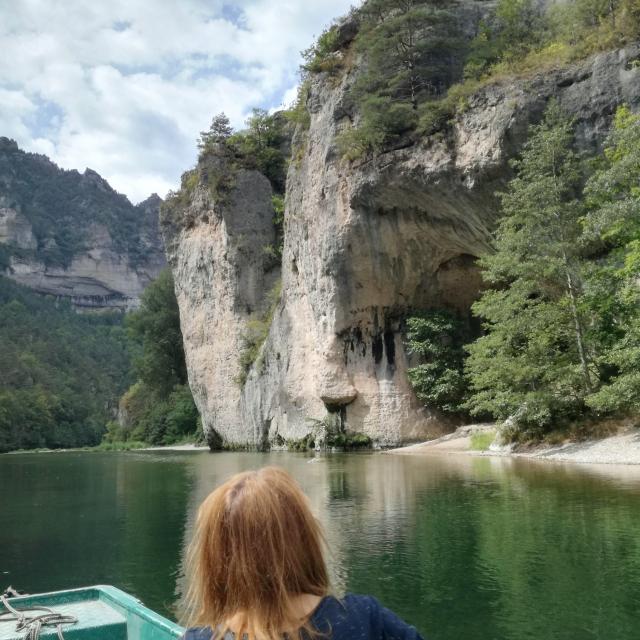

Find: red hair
<box><xmin>184</xmin><ymin>466</ymin><xmax>330</xmax><ymax>639</ymax></box>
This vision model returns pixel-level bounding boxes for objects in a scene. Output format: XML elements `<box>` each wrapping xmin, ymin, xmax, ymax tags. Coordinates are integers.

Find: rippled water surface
<box><xmin>2</xmin><ymin>450</ymin><xmax>640</xmax><ymax>639</ymax></box>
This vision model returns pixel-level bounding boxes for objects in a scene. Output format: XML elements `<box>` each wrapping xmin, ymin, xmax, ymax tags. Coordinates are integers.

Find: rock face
<box><xmin>0</xmin><ymin>206</ymin><xmax>37</xmax><ymax>250</ymax></box>
<box><xmin>5</xmin><ymin>219</ymin><xmax>165</xmax><ymax>311</ymax></box>
<box><xmin>162</xmin><ymin>154</ymin><xmax>281</xmax><ymax>447</ymax></box>
<box><xmin>164</xmin><ymin>44</ymin><xmax>640</xmax><ymax>448</ymax></box>
<box><xmin>0</xmin><ymin>139</ymin><xmax>166</xmax><ymax>310</ymax></box>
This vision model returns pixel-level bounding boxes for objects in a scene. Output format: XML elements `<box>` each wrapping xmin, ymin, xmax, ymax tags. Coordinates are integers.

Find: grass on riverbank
<box><xmin>95</xmin><ymin>440</ymin><xmax>149</xmax><ymax>451</ymax></box>
<box><xmin>3</xmin><ymin>437</ymin><xmax>202</xmax><ymax>454</ymax></box>
<box><xmin>470</xmin><ymin>430</ymin><xmax>497</xmax><ymax>451</ymax></box>
<box><xmin>97</xmin><ymin>432</ymin><xmax>204</xmax><ymax>451</ymax></box>
<box><xmin>4</xmin><ymin>443</ymin><xmax>145</xmax><ymax>454</ymax></box>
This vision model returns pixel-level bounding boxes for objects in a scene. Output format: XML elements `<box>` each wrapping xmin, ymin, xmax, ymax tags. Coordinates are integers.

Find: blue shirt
<box><xmin>183</xmin><ymin>594</ymin><xmax>425</xmax><ymax>640</ymax></box>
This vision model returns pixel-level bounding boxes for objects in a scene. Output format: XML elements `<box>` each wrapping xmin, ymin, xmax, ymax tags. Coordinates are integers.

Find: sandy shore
<box><xmin>388</xmin><ymin>424</ymin><xmax>640</xmax><ymax>466</ymax></box>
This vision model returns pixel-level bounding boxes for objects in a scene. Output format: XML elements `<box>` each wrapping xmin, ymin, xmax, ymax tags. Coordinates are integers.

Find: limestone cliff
<box><xmin>163</xmin><ymin>42</ymin><xmax>640</xmax><ymax>448</ymax></box>
<box><xmin>0</xmin><ymin>138</ymin><xmax>165</xmax><ymax>310</ymax></box>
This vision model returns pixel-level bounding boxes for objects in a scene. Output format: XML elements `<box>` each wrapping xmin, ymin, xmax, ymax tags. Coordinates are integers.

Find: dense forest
<box><xmin>0</xmin><ymin>135</ymin><xmax>197</xmax><ymax>452</ymax></box>
<box><xmin>0</xmin><ymin>269</ymin><xmax>198</xmax><ymax>452</ymax></box>
<box><xmin>0</xmin><ymin>277</ymin><xmax>131</xmax><ymax>452</ymax></box>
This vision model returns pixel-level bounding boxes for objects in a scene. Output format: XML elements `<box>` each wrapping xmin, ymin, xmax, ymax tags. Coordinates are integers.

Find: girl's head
<box><xmin>184</xmin><ymin>466</ymin><xmax>329</xmax><ymax>639</ymax></box>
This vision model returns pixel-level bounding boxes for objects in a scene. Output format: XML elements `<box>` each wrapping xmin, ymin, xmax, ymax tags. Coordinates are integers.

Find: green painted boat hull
<box><xmin>0</xmin><ymin>586</ymin><xmax>184</xmax><ymax>640</ymax></box>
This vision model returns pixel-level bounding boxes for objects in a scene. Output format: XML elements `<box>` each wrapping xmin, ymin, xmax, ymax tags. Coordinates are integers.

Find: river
<box><xmin>1</xmin><ymin>450</ymin><xmax>639</xmax><ymax>639</ymax></box>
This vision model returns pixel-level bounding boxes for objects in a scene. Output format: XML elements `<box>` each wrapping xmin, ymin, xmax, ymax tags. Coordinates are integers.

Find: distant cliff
<box><xmin>0</xmin><ymin>138</ymin><xmax>165</xmax><ymax>310</ymax></box>
<box><xmin>162</xmin><ymin>4</ymin><xmax>640</xmax><ymax>449</ymax></box>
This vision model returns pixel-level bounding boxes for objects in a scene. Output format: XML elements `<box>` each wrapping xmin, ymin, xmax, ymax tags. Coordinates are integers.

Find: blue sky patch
<box><xmin>24</xmin><ymin>98</ymin><xmax>64</xmax><ymax>139</ymax></box>
<box><xmin>112</xmin><ymin>21</ymin><xmax>132</xmax><ymax>32</ymax></box>
<box><xmin>220</xmin><ymin>4</ymin><xmax>247</xmax><ymax>28</ymax></box>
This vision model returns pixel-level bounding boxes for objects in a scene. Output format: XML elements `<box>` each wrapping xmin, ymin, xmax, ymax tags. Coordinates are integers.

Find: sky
<box><xmin>0</xmin><ymin>0</ymin><xmax>356</xmax><ymax>203</ymax></box>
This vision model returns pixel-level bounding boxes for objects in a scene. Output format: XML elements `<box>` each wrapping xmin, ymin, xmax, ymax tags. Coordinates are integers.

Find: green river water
<box><xmin>1</xmin><ymin>450</ymin><xmax>639</xmax><ymax>639</ymax></box>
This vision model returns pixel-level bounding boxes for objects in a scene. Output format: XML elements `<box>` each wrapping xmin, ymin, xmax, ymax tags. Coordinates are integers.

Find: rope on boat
<box><xmin>0</xmin><ymin>593</ymin><xmax>77</xmax><ymax>640</ymax></box>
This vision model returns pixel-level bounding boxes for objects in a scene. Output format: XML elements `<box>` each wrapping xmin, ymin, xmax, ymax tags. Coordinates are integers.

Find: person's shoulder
<box><xmin>341</xmin><ymin>593</ymin><xmax>383</xmax><ymax>613</ymax></box>
<box><xmin>312</xmin><ymin>594</ymin><xmax>386</xmax><ymax>630</ymax></box>
<box><xmin>182</xmin><ymin>627</ymin><xmax>214</xmax><ymax>640</ymax></box>
<box><xmin>313</xmin><ymin>593</ymin><xmax>378</xmax><ymax>617</ymax></box>
<box><xmin>325</xmin><ymin>594</ymin><xmax>426</xmax><ymax>640</ymax></box>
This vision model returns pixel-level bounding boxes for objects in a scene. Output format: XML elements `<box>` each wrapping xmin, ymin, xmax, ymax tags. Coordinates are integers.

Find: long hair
<box><xmin>184</xmin><ymin>466</ymin><xmax>330</xmax><ymax>640</ymax></box>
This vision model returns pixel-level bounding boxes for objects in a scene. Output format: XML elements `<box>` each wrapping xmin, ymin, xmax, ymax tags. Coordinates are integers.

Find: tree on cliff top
<box><xmin>464</xmin><ymin>0</ymin><xmax>547</xmax><ymax>79</ymax></box>
<box><xmin>330</xmin><ymin>0</ymin><xmax>640</xmax><ymax>160</ymax></box>
<box><xmin>228</xmin><ymin>108</ymin><xmax>288</xmax><ymax>194</ymax></box>
<box><xmin>357</xmin><ymin>0</ymin><xmax>464</xmax><ymax>107</ymax></box>
<box><xmin>197</xmin><ymin>109</ymin><xmax>288</xmax><ymax>195</ymax></box>
<box><xmin>198</xmin><ymin>113</ymin><xmax>233</xmax><ymax>151</ymax></box>
<box><xmin>339</xmin><ymin>0</ymin><xmax>465</xmax><ymax>155</ymax></box>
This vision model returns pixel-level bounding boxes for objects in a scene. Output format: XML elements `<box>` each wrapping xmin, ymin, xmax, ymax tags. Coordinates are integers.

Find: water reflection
<box><xmin>0</xmin><ymin>452</ymin><xmax>190</xmax><ymax>616</ymax></box>
<box><xmin>177</xmin><ymin>452</ymin><xmax>640</xmax><ymax>639</ymax></box>
<box><xmin>2</xmin><ymin>451</ymin><xmax>640</xmax><ymax>640</ymax></box>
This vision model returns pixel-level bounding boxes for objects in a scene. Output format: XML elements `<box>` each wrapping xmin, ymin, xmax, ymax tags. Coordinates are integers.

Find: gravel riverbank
<box><xmin>388</xmin><ymin>424</ymin><xmax>640</xmax><ymax>466</ymax></box>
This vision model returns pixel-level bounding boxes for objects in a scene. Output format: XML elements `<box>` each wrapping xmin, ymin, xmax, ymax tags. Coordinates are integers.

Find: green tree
<box><xmin>466</xmin><ymin>102</ymin><xmax>593</xmax><ymax>434</ymax></box>
<box><xmin>358</xmin><ymin>0</ymin><xmax>463</xmax><ymax>106</ymax></box>
<box><xmin>228</xmin><ymin>109</ymin><xmax>288</xmax><ymax>193</ymax></box>
<box><xmin>126</xmin><ymin>268</ymin><xmax>188</xmax><ymax>396</ymax></box>
<box><xmin>116</xmin><ymin>268</ymin><xmax>200</xmax><ymax>445</ymax></box>
<box><xmin>342</xmin><ymin>0</ymin><xmax>464</xmax><ymax>153</ymax></box>
<box><xmin>494</xmin><ymin>0</ymin><xmax>547</xmax><ymax>60</ymax></box>
<box><xmin>406</xmin><ymin>311</ymin><xmax>471</xmax><ymax>414</ymax></box>
<box><xmin>302</xmin><ymin>24</ymin><xmax>342</xmax><ymax>74</ymax></box>
<box><xmin>581</xmin><ymin>106</ymin><xmax>640</xmax><ymax>413</ymax></box>
<box><xmin>198</xmin><ymin>113</ymin><xmax>233</xmax><ymax>151</ymax></box>
<box><xmin>465</xmin><ymin>0</ymin><xmax>547</xmax><ymax>78</ymax></box>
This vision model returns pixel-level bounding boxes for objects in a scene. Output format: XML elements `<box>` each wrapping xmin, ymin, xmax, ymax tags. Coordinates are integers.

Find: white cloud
<box><xmin>0</xmin><ymin>0</ymin><xmax>356</xmax><ymax>202</ymax></box>
<box><xmin>0</xmin><ymin>89</ymin><xmax>36</xmax><ymax>141</ymax></box>
<box><xmin>279</xmin><ymin>85</ymin><xmax>301</xmax><ymax>111</ymax></box>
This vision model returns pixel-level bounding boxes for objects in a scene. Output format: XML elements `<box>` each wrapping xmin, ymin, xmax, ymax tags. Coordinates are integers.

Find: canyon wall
<box><xmin>163</xmin><ymin>42</ymin><xmax>640</xmax><ymax>448</ymax></box>
<box><xmin>0</xmin><ymin>138</ymin><xmax>165</xmax><ymax>311</ymax></box>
